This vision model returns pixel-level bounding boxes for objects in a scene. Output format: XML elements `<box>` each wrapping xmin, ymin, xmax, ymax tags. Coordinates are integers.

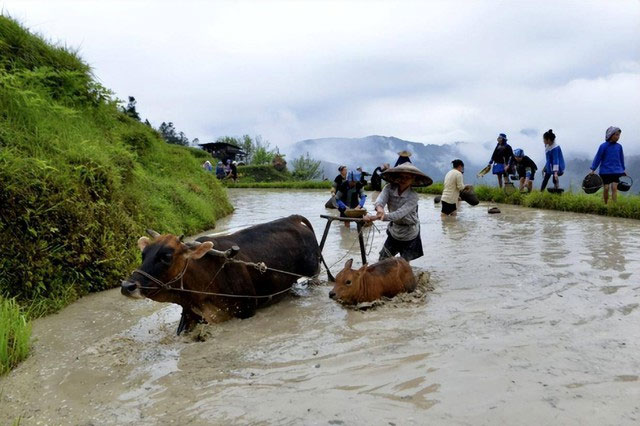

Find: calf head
<box><xmin>329</xmin><ymin>258</ymin><xmax>367</xmax><ymax>304</ymax></box>
<box><xmin>121</xmin><ymin>229</ymin><xmax>213</xmax><ymax>302</ymax></box>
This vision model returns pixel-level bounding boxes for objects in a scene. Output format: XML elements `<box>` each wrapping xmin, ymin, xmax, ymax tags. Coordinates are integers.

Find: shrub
<box><xmin>0</xmin><ymin>297</ymin><xmax>31</xmax><ymax>375</ymax></box>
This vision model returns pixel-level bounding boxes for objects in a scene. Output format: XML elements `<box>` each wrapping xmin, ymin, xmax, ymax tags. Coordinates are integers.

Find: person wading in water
<box><xmin>363</xmin><ymin>163</ymin><xmax>432</xmax><ymax>263</ymax></box>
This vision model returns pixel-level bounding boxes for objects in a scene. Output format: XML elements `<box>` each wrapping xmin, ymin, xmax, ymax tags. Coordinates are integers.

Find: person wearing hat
<box><xmin>487</xmin><ymin>133</ymin><xmax>514</xmax><ymax>188</ymax></box>
<box><xmin>394</xmin><ymin>150</ymin><xmax>412</xmax><ymax>167</ymax></box>
<box><xmin>589</xmin><ymin>126</ymin><xmax>626</xmax><ymax>204</ymax></box>
<box><xmin>509</xmin><ymin>149</ymin><xmax>538</xmax><ymax>192</ymax></box>
<box><xmin>363</xmin><ymin>163</ymin><xmax>432</xmax><ymax>262</ymax></box>
<box><xmin>441</xmin><ymin>159</ymin><xmax>470</xmax><ymax>217</ymax></box>
<box><xmin>215</xmin><ymin>161</ymin><xmax>225</xmax><ymax>179</ymax></box>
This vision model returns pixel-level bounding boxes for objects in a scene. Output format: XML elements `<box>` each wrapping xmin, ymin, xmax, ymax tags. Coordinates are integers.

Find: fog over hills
<box><xmin>288</xmin><ymin>135</ymin><xmax>640</xmax><ymax>192</ymax></box>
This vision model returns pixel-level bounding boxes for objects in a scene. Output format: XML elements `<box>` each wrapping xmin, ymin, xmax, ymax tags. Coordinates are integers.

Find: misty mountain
<box><xmin>288</xmin><ymin>135</ymin><xmax>640</xmax><ymax>192</ymax></box>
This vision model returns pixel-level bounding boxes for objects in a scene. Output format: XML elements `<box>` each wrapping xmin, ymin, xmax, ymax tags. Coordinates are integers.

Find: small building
<box><xmin>199</xmin><ymin>142</ymin><xmax>247</xmax><ymax>164</ymax></box>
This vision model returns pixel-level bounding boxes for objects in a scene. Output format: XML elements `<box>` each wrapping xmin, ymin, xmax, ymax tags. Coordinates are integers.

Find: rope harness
<box><xmin>131</xmin><ymin>222</ymin><xmax>380</xmax><ymax>299</ymax></box>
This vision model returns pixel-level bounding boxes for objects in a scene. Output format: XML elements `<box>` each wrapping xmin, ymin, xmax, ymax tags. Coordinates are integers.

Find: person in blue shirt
<box><xmin>540</xmin><ymin>129</ymin><xmax>565</xmax><ymax>191</ymax></box>
<box><xmin>215</xmin><ymin>161</ymin><xmax>225</xmax><ymax>179</ymax></box>
<box><xmin>335</xmin><ymin>179</ymin><xmax>367</xmax><ymax>228</ymax></box>
<box><xmin>488</xmin><ymin>133</ymin><xmax>513</xmax><ymax>188</ymax></box>
<box><xmin>589</xmin><ymin>126</ymin><xmax>626</xmax><ymax>204</ymax></box>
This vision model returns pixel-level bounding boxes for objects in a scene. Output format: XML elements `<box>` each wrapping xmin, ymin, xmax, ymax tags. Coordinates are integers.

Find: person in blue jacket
<box><xmin>540</xmin><ymin>129</ymin><xmax>565</xmax><ymax>191</ymax></box>
<box><xmin>589</xmin><ymin>126</ymin><xmax>626</xmax><ymax>204</ymax></box>
<box><xmin>335</xmin><ymin>179</ymin><xmax>367</xmax><ymax>228</ymax></box>
<box><xmin>488</xmin><ymin>133</ymin><xmax>513</xmax><ymax>188</ymax></box>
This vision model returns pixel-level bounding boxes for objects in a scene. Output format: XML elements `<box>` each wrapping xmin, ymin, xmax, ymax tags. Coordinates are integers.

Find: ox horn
<box><xmin>185</xmin><ymin>241</ymin><xmax>240</xmax><ymax>258</ymax></box>
<box><xmin>146</xmin><ymin>228</ymin><xmax>160</xmax><ymax>238</ymax></box>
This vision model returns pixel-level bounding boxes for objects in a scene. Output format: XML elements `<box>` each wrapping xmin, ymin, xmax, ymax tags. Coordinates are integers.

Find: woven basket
<box><xmin>460</xmin><ymin>186</ymin><xmax>479</xmax><ymax>206</ymax></box>
<box><xmin>344</xmin><ymin>208</ymin><xmax>367</xmax><ymax>218</ymax></box>
<box><xmin>582</xmin><ymin>174</ymin><xmax>602</xmax><ymax>194</ymax></box>
<box><xmin>618</xmin><ymin>176</ymin><xmax>633</xmax><ymax>192</ymax></box>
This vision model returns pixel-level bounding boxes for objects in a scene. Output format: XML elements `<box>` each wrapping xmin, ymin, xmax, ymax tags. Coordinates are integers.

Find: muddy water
<box><xmin>2</xmin><ymin>189</ymin><xmax>640</xmax><ymax>425</ymax></box>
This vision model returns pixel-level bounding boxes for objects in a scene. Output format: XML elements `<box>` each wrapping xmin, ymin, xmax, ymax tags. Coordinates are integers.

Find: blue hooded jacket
<box><xmin>544</xmin><ymin>143</ymin><xmax>565</xmax><ymax>175</ymax></box>
<box><xmin>590</xmin><ymin>142</ymin><xmax>625</xmax><ymax>175</ymax></box>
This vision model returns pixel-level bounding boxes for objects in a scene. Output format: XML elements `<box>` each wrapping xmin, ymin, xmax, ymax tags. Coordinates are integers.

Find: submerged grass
<box><xmin>224</xmin><ymin>180</ymin><xmax>332</xmax><ymax>189</ymax></box>
<box><xmin>0</xmin><ymin>297</ymin><xmax>31</xmax><ymax>375</ymax></box>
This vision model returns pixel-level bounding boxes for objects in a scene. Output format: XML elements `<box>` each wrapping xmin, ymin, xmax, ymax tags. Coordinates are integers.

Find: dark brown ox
<box><xmin>121</xmin><ymin>215</ymin><xmax>320</xmax><ymax>334</ymax></box>
<box><xmin>329</xmin><ymin>257</ymin><xmax>416</xmax><ymax>304</ymax></box>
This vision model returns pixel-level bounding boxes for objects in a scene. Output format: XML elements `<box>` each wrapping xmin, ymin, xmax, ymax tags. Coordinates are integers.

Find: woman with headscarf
<box><xmin>487</xmin><ymin>133</ymin><xmax>514</xmax><ymax>188</ymax></box>
<box><xmin>589</xmin><ymin>126</ymin><xmax>625</xmax><ymax>204</ymax></box>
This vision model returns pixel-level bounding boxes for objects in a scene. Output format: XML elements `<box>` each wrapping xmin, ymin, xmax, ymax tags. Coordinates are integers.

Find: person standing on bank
<box><xmin>589</xmin><ymin>126</ymin><xmax>625</xmax><ymax>204</ymax></box>
<box><xmin>509</xmin><ymin>149</ymin><xmax>538</xmax><ymax>193</ymax></box>
<box><xmin>441</xmin><ymin>159</ymin><xmax>469</xmax><ymax>218</ymax></box>
<box><xmin>540</xmin><ymin>129</ymin><xmax>565</xmax><ymax>191</ymax></box>
<box><xmin>488</xmin><ymin>133</ymin><xmax>514</xmax><ymax>188</ymax></box>
<box><xmin>363</xmin><ymin>163</ymin><xmax>432</xmax><ymax>263</ymax></box>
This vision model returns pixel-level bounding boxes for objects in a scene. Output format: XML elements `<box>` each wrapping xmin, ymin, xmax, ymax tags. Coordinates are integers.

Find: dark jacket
<box><xmin>371</xmin><ymin>167</ymin><xmax>383</xmax><ymax>191</ymax></box>
<box><xmin>509</xmin><ymin>156</ymin><xmax>537</xmax><ymax>176</ymax></box>
<box><xmin>490</xmin><ymin>143</ymin><xmax>514</xmax><ymax>165</ymax></box>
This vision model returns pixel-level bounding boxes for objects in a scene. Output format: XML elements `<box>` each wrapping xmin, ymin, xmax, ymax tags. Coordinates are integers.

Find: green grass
<box><xmin>0</xmin><ymin>297</ymin><xmax>31</xmax><ymax>375</ymax></box>
<box><xmin>0</xmin><ymin>16</ymin><xmax>232</xmax><ymax>320</ymax></box>
<box><xmin>225</xmin><ymin>180</ymin><xmax>332</xmax><ymax>189</ymax></box>
<box><xmin>415</xmin><ymin>184</ymin><xmax>640</xmax><ymax>219</ymax></box>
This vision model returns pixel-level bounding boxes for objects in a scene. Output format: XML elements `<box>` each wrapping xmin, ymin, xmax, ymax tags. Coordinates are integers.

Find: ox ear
<box><xmin>358</xmin><ymin>264</ymin><xmax>367</xmax><ymax>272</ymax></box>
<box><xmin>344</xmin><ymin>259</ymin><xmax>354</xmax><ymax>270</ymax></box>
<box><xmin>138</xmin><ymin>236</ymin><xmax>151</xmax><ymax>251</ymax></box>
<box><xmin>185</xmin><ymin>241</ymin><xmax>214</xmax><ymax>259</ymax></box>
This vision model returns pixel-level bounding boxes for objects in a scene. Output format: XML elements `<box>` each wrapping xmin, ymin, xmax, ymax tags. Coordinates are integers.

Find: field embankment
<box><xmin>0</xmin><ymin>14</ymin><xmax>231</xmax><ymax>349</ymax></box>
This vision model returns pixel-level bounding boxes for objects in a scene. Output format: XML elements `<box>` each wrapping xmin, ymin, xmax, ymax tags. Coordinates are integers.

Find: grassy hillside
<box><xmin>0</xmin><ymin>16</ymin><xmax>232</xmax><ymax>317</ymax></box>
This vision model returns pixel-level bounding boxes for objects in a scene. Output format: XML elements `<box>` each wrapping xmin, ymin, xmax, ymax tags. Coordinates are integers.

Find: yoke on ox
<box><xmin>121</xmin><ymin>215</ymin><xmax>321</xmax><ymax>335</ymax></box>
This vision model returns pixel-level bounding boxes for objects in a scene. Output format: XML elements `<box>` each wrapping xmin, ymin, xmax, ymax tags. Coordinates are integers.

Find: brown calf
<box><xmin>329</xmin><ymin>257</ymin><xmax>416</xmax><ymax>304</ymax></box>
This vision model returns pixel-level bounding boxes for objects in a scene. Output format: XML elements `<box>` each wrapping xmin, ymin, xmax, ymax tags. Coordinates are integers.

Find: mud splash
<box><xmin>2</xmin><ymin>189</ymin><xmax>640</xmax><ymax>425</ymax></box>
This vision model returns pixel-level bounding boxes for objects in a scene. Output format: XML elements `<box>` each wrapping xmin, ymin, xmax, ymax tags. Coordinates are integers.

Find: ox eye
<box><xmin>160</xmin><ymin>253</ymin><xmax>172</xmax><ymax>264</ymax></box>
<box><xmin>345</xmin><ymin>280</ymin><xmax>352</xmax><ymax>286</ymax></box>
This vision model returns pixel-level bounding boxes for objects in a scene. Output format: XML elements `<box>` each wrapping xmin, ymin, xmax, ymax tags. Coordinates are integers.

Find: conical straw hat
<box><xmin>381</xmin><ymin>163</ymin><xmax>433</xmax><ymax>187</ymax></box>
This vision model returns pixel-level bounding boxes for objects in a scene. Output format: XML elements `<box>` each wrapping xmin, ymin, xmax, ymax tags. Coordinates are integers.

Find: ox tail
<box><xmin>292</xmin><ymin>214</ymin><xmax>327</xmax><ymax>281</ymax></box>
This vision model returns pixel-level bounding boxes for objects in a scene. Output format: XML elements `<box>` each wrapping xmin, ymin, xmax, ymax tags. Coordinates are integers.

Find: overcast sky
<box><xmin>4</xmin><ymin>0</ymin><xmax>640</xmax><ymax>158</ymax></box>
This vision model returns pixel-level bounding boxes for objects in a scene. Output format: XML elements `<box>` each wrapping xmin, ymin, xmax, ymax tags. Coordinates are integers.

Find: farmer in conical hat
<box><xmin>394</xmin><ymin>150</ymin><xmax>412</xmax><ymax>167</ymax></box>
<box><xmin>364</xmin><ymin>163</ymin><xmax>432</xmax><ymax>263</ymax></box>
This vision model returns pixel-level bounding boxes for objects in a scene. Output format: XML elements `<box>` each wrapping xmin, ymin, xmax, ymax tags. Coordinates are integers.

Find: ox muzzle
<box><xmin>121</xmin><ymin>279</ymin><xmax>143</xmax><ymax>298</ymax></box>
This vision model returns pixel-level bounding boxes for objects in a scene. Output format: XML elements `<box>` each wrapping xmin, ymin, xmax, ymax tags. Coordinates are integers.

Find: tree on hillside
<box><xmin>123</xmin><ymin>96</ymin><xmax>140</xmax><ymax>121</ymax></box>
<box><xmin>291</xmin><ymin>152</ymin><xmax>322</xmax><ymax>180</ymax></box>
<box><xmin>158</xmin><ymin>121</ymin><xmax>189</xmax><ymax>146</ymax></box>
<box><xmin>251</xmin><ymin>138</ymin><xmax>277</xmax><ymax>165</ymax></box>
<box><xmin>241</xmin><ymin>134</ymin><xmax>254</xmax><ymax>163</ymax></box>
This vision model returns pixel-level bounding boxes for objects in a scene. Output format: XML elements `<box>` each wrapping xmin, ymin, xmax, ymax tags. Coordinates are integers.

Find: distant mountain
<box><xmin>288</xmin><ymin>135</ymin><xmax>640</xmax><ymax>193</ymax></box>
<box><xmin>288</xmin><ymin>135</ymin><xmax>482</xmax><ymax>182</ymax></box>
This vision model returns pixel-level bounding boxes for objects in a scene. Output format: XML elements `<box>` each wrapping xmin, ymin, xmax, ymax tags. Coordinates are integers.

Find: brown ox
<box><xmin>121</xmin><ymin>215</ymin><xmax>320</xmax><ymax>334</ymax></box>
<box><xmin>329</xmin><ymin>257</ymin><xmax>416</xmax><ymax>304</ymax></box>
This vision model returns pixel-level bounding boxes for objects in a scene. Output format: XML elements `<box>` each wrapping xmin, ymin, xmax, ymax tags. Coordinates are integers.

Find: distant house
<box><xmin>199</xmin><ymin>142</ymin><xmax>247</xmax><ymax>164</ymax></box>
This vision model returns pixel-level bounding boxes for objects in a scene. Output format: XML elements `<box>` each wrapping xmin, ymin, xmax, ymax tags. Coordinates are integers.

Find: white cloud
<box><xmin>3</xmin><ymin>0</ymin><xmax>639</xmax><ymax>156</ymax></box>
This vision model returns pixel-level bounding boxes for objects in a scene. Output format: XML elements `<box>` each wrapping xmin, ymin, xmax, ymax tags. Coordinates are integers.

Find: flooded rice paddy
<box><xmin>1</xmin><ymin>189</ymin><xmax>640</xmax><ymax>425</ymax></box>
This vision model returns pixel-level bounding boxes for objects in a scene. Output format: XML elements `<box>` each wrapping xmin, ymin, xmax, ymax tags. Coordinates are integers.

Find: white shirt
<box><xmin>441</xmin><ymin>169</ymin><xmax>465</xmax><ymax>204</ymax></box>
